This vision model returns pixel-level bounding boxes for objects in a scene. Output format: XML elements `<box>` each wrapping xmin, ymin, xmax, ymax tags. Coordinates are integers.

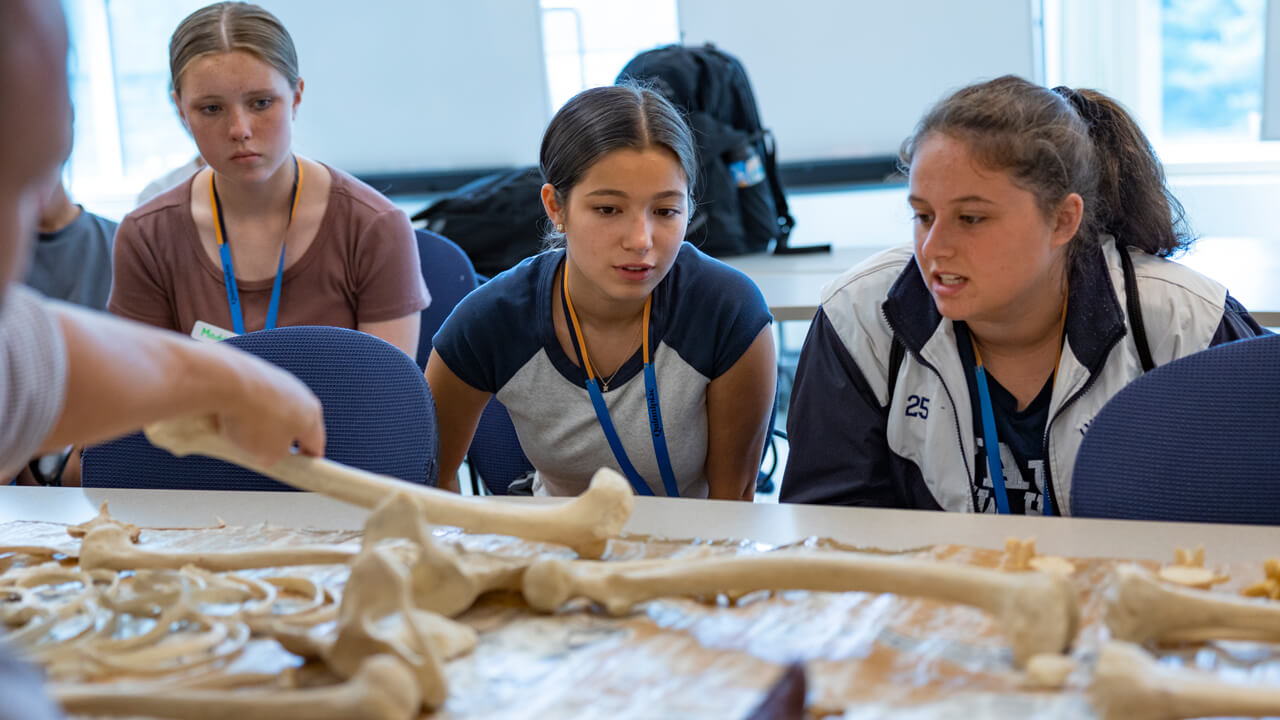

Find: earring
<box><xmin>555</xmin><ymin>223</ymin><xmax>565</xmax><ymax>233</ymax></box>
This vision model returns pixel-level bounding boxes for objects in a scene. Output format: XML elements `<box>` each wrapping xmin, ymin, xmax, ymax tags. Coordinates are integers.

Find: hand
<box><xmin>209</xmin><ymin>348</ymin><xmax>326</xmax><ymax>467</ymax></box>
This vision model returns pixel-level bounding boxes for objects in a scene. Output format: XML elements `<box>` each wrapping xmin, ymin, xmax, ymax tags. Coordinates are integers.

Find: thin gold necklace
<box><xmin>562</xmin><ymin>267</ymin><xmax>644</xmax><ymax>392</ymax></box>
<box><xmin>597</xmin><ymin>323</ymin><xmax>643</xmax><ymax>391</ymax></box>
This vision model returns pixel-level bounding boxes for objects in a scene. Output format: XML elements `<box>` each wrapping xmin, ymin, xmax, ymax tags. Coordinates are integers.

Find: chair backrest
<box><xmin>83</xmin><ymin>326</ymin><xmax>437</xmax><ymax>491</ymax></box>
<box><xmin>467</xmin><ymin>397</ymin><xmax>534</xmax><ymax>495</ymax></box>
<box><xmin>1071</xmin><ymin>334</ymin><xmax>1280</xmax><ymax>524</ymax></box>
<box><xmin>415</xmin><ymin>229</ymin><xmax>479</xmax><ymax>370</ymax></box>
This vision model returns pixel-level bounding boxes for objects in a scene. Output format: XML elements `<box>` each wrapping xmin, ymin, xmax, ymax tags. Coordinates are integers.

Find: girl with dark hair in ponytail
<box><xmin>428</xmin><ymin>84</ymin><xmax>776</xmax><ymax>500</ymax></box>
<box><xmin>781</xmin><ymin>75</ymin><xmax>1266</xmax><ymax>515</ymax></box>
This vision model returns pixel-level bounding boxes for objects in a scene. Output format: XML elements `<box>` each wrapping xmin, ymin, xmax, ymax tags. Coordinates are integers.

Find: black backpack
<box><xmin>618</xmin><ymin>44</ymin><xmax>821</xmax><ymax>256</ymax></box>
<box><xmin>412</xmin><ymin>167</ymin><xmax>547</xmax><ymax>278</ymax></box>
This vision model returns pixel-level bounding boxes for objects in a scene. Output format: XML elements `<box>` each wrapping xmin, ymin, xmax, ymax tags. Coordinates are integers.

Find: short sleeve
<box><xmin>107</xmin><ymin>216</ymin><xmax>177</xmax><ymax>330</ymax></box>
<box><xmin>660</xmin><ymin>246</ymin><xmax>773</xmax><ymax>380</ymax></box>
<box><xmin>431</xmin><ymin>256</ymin><xmax>549</xmax><ymax>394</ymax></box>
<box><xmin>353</xmin><ymin>210</ymin><xmax>430</xmax><ymax>323</ymax></box>
<box><xmin>0</xmin><ymin>287</ymin><xmax>67</xmax><ymax>472</ymax></box>
<box><xmin>709</xmin><ymin>269</ymin><xmax>772</xmax><ymax>378</ymax></box>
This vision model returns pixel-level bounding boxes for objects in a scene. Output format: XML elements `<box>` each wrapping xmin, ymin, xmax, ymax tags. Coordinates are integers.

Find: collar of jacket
<box><xmin>880</xmin><ymin>238</ymin><xmax>1129</xmax><ymax>376</ymax></box>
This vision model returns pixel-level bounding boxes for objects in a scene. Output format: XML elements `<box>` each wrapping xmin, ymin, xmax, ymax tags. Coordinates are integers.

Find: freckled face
<box><xmin>549</xmin><ymin>146</ymin><xmax>689</xmax><ymax>306</ymax></box>
<box><xmin>909</xmin><ymin>133</ymin><xmax>1071</xmax><ymax>327</ymax></box>
<box><xmin>174</xmin><ymin>50</ymin><xmax>300</xmax><ymax>185</ymax></box>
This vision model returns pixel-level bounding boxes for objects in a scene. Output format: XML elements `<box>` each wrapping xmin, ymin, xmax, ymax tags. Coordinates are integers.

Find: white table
<box><xmin>724</xmin><ymin>238</ymin><xmax>1280</xmax><ymax>326</ymax></box>
<box><xmin>3</xmin><ymin>485</ymin><xmax>1276</xmax><ymax>563</ymax></box>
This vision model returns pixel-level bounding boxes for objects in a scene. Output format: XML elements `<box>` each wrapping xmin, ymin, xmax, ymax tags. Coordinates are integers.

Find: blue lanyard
<box><xmin>563</xmin><ymin>269</ymin><xmax>680</xmax><ymax>498</ymax></box>
<box><xmin>970</xmin><ymin>315</ymin><xmax>1065</xmax><ymax>517</ymax></box>
<box><xmin>209</xmin><ymin>156</ymin><xmax>300</xmax><ymax>334</ymax></box>
<box><xmin>972</xmin><ymin>361</ymin><xmax>1015</xmax><ymax>515</ymax></box>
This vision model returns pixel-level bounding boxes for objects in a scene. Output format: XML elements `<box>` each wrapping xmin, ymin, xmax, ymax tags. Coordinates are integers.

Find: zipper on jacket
<box><xmin>882</xmin><ymin>308</ymin><xmax>976</xmax><ymax>511</ymax></box>
<box><xmin>1039</xmin><ymin>332</ymin><xmax>1124</xmax><ymax>515</ymax></box>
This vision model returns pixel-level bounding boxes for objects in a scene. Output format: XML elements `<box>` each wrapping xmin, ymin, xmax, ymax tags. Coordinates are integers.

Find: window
<box><xmin>539</xmin><ymin>0</ymin><xmax>680</xmax><ymax>112</ymax></box>
<box><xmin>64</xmin><ymin>0</ymin><xmax>206</xmax><ymax>216</ymax></box>
<box><xmin>1162</xmin><ymin>0</ymin><xmax>1265</xmax><ymax>145</ymax></box>
<box><xmin>1045</xmin><ymin>0</ymin><xmax>1279</xmax><ymax>169</ymax></box>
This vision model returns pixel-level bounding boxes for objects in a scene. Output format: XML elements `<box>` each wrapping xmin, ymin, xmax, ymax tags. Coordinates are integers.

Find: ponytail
<box><xmin>1055</xmin><ymin>87</ymin><xmax>1191</xmax><ymax>257</ymax></box>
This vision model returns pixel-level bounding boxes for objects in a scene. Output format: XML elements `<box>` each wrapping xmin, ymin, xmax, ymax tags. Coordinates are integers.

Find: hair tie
<box><xmin>1052</xmin><ymin>85</ymin><xmax>1099</xmax><ymax>130</ymax></box>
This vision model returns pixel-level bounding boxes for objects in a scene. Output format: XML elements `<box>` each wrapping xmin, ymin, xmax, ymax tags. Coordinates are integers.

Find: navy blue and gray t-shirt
<box><xmin>433</xmin><ymin>243</ymin><xmax>771</xmax><ymax>497</ymax></box>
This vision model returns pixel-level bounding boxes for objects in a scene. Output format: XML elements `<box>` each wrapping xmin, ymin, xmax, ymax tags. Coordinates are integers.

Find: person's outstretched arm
<box><xmin>424</xmin><ymin>349</ymin><xmax>490</xmax><ymax>493</ymax></box>
<box><xmin>43</xmin><ymin>303</ymin><xmax>325</xmax><ymax>466</ymax></box>
<box><xmin>705</xmin><ymin>326</ymin><xmax>777</xmax><ymax>500</ymax></box>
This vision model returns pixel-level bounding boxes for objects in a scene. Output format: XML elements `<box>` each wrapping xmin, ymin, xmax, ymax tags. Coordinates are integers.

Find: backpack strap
<box><xmin>760</xmin><ymin>130</ymin><xmax>795</xmax><ymax>244</ymax></box>
<box><xmin>886</xmin><ymin>335</ymin><xmax>905</xmax><ymax>408</ymax></box>
<box><xmin>1116</xmin><ymin>239</ymin><xmax>1155</xmax><ymax>372</ymax></box>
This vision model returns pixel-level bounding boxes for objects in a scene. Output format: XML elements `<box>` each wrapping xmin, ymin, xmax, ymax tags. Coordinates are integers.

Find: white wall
<box><xmin>275</xmin><ymin>0</ymin><xmax>1038</xmax><ymax>171</ymax></box>
<box><xmin>677</xmin><ymin>0</ymin><xmax>1038</xmax><ymax>162</ymax></box>
<box><xmin>261</xmin><ymin>0</ymin><xmax>549</xmax><ymax>174</ymax></box>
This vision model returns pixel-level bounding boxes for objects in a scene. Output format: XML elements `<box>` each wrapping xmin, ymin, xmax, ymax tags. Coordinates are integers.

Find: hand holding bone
<box><xmin>145</xmin><ymin>416</ymin><xmax>633</xmax><ymax>558</ymax></box>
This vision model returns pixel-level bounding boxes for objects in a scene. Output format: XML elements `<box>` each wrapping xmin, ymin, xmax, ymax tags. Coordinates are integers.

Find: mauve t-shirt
<box><xmin>108</xmin><ymin>166</ymin><xmax>429</xmax><ymax>335</ymax></box>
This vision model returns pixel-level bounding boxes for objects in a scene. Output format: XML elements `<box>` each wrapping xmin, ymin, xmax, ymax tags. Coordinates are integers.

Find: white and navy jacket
<box><xmin>780</xmin><ymin>240</ymin><xmax>1266</xmax><ymax>513</ymax></box>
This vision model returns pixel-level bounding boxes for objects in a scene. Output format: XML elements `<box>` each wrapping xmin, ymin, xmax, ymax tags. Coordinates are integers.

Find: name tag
<box><xmin>191</xmin><ymin>320</ymin><xmax>238</xmax><ymax>344</ymax></box>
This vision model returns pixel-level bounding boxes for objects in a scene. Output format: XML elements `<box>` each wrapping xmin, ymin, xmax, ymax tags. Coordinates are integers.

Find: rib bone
<box><xmin>522</xmin><ymin>551</ymin><xmax>1079</xmax><ymax>667</ymax></box>
<box><xmin>52</xmin><ymin>653</ymin><xmax>420</xmax><ymax>720</ymax></box>
<box><xmin>1106</xmin><ymin>564</ymin><xmax>1280</xmax><ymax>644</ymax></box>
<box><xmin>1092</xmin><ymin>641</ymin><xmax>1280</xmax><ymax>720</ymax></box>
<box><xmin>145</xmin><ymin>416</ymin><xmax>633</xmax><ymax>558</ymax></box>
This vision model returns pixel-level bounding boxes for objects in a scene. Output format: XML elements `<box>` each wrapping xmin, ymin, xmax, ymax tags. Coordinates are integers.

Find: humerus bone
<box><xmin>1091</xmin><ymin>641</ymin><xmax>1280</xmax><ymax>720</ymax></box>
<box><xmin>1106</xmin><ymin>564</ymin><xmax>1280</xmax><ymax>644</ymax></box>
<box><xmin>52</xmin><ymin>653</ymin><xmax>420</xmax><ymax>720</ymax></box>
<box><xmin>146</xmin><ymin>416</ymin><xmax>633</xmax><ymax>558</ymax></box>
<box><xmin>522</xmin><ymin>551</ymin><xmax>1079</xmax><ymax>667</ymax></box>
<box><xmin>78</xmin><ymin>521</ymin><xmax>356</xmax><ymax>572</ymax></box>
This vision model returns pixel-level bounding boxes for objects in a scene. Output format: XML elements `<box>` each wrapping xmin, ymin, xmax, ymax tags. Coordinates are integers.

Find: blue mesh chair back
<box><xmin>82</xmin><ymin>326</ymin><xmax>437</xmax><ymax>491</ymax></box>
<box><xmin>467</xmin><ymin>397</ymin><xmax>534</xmax><ymax>495</ymax></box>
<box><xmin>415</xmin><ymin>229</ymin><xmax>479</xmax><ymax>369</ymax></box>
<box><xmin>1071</xmin><ymin>334</ymin><xmax>1280</xmax><ymax>524</ymax></box>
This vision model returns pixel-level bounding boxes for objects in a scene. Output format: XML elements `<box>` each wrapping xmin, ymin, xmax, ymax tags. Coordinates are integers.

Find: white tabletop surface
<box><xmin>3</xmin><ymin>486</ymin><xmax>1276</xmax><ymax>563</ymax></box>
<box><xmin>724</xmin><ymin>238</ymin><xmax>1280</xmax><ymax>326</ymax></box>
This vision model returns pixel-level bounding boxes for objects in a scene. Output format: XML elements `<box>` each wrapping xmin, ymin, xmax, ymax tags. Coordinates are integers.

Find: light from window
<box><xmin>540</xmin><ymin>0</ymin><xmax>680</xmax><ymax>113</ymax></box>
<box><xmin>105</xmin><ymin>0</ymin><xmax>206</xmax><ymax>180</ymax></box>
<box><xmin>64</xmin><ymin>0</ymin><xmax>204</xmax><ymax>216</ymax></box>
<box><xmin>1162</xmin><ymin>0</ymin><xmax>1265</xmax><ymax>144</ymax></box>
